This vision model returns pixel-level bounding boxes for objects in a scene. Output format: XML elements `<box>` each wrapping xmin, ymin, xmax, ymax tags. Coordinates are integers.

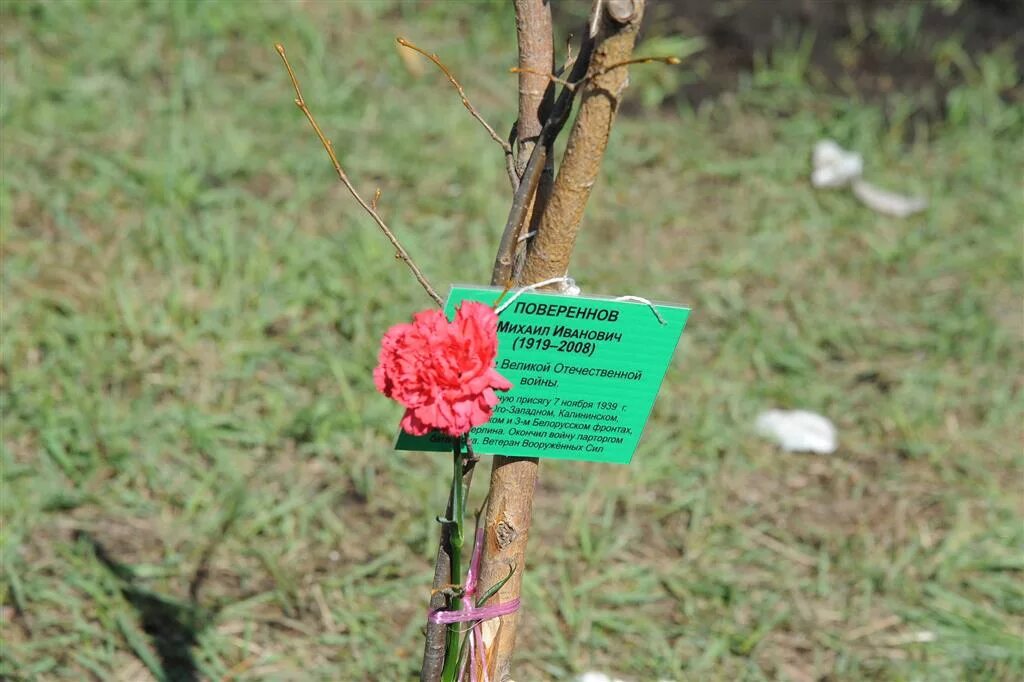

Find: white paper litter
<box><xmin>574</xmin><ymin>674</ymin><xmax>676</xmax><ymax>682</ymax></box>
<box><xmin>811</xmin><ymin>139</ymin><xmax>863</xmax><ymax>188</ymax></box>
<box><xmin>755</xmin><ymin>409</ymin><xmax>838</xmax><ymax>454</ymax></box>
<box><xmin>576</xmin><ymin>674</ymin><xmax>627</xmax><ymax>682</ymax></box>
<box><xmin>811</xmin><ymin>139</ymin><xmax>927</xmax><ymax>217</ymax></box>
<box><xmin>851</xmin><ymin>179</ymin><xmax>930</xmax><ymax>218</ymax></box>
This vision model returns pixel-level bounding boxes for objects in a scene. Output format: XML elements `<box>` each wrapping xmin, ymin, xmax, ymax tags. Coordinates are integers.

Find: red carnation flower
<box><xmin>374</xmin><ymin>301</ymin><xmax>513</xmax><ymax>437</ymax></box>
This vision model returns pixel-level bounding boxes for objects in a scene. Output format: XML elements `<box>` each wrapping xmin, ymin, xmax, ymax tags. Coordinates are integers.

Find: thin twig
<box><xmin>274</xmin><ymin>44</ymin><xmax>443</xmax><ymax>307</ymax></box>
<box><xmin>597</xmin><ymin>54</ymin><xmax>682</xmax><ymax>72</ymax></box>
<box><xmin>491</xmin><ymin>142</ymin><xmax>547</xmax><ymax>286</ymax></box>
<box><xmin>509</xmin><ymin>66</ymin><xmax>577</xmax><ymax>91</ymax></box>
<box><xmin>490</xmin><ymin>24</ymin><xmax>596</xmax><ymax>287</ymax></box>
<box><xmin>560</xmin><ymin>33</ymin><xmax>576</xmax><ymax>76</ymax></box>
<box><xmin>512</xmin><ymin>54</ymin><xmax>681</xmax><ymax>92</ymax></box>
<box><xmin>505</xmin><ymin>123</ymin><xmax>520</xmax><ymax>192</ymax></box>
<box><xmin>397</xmin><ymin>37</ymin><xmax>513</xmax><ymax>159</ymax></box>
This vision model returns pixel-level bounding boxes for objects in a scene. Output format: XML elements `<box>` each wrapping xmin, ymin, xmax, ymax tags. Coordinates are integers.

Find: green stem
<box><xmin>440</xmin><ymin>439</ymin><xmax>466</xmax><ymax>682</ymax></box>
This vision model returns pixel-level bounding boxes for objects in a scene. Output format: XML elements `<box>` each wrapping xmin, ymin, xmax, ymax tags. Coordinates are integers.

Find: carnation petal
<box><xmin>400</xmin><ymin>409</ymin><xmax>431</xmax><ymax>436</ymax></box>
<box><xmin>373</xmin><ymin>365</ymin><xmax>390</xmax><ymax>395</ymax></box>
<box><xmin>377</xmin><ymin>301</ymin><xmax>512</xmax><ymax>438</ymax></box>
<box><xmin>489</xmin><ymin>369</ymin><xmax>513</xmax><ymax>391</ymax></box>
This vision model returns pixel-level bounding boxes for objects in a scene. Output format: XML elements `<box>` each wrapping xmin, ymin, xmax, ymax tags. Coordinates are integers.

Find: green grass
<box><xmin>2</xmin><ymin>1</ymin><xmax>1022</xmax><ymax>680</ymax></box>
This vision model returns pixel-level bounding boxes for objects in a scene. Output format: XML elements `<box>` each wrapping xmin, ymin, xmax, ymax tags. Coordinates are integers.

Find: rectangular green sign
<box><xmin>395</xmin><ymin>286</ymin><xmax>689</xmax><ymax>464</ymax></box>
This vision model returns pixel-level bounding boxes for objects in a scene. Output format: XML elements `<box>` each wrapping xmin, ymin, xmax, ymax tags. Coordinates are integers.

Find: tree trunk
<box><xmin>421</xmin><ymin>5</ymin><xmax>555</xmax><ymax>678</ymax></box>
<box><xmin>478</xmin><ymin>2</ymin><xmax>647</xmax><ymax>679</ymax></box>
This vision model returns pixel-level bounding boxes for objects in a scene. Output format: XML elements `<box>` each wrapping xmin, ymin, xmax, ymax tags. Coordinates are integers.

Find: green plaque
<box><xmin>394</xmin><ymin>285</ymin><xmax>689</xmax><ymax>464</ymax></box>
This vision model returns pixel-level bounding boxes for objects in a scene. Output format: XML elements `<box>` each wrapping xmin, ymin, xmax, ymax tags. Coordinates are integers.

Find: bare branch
<box><xmin>490</xmin><ymin>143</ymin><xmax>548</xmax><ymax>286</ymax></box>
<box><xmin>561</xmin><ymin>32</ymin><xmax>576</xmax><ymax>75</ymax></box>
<box><xmin>594</xmin><ymin>53</ymin><xmax>682</xmax><ymax>73</ymax></box>
<box><xmin>509</xmin><ymin>66</ymin><xmax>576</xmax><ymax>91</ymax></box>
<box><xmin>520</xmin><ymin>3</ymin><xmax>647</xmax><ymax>285</ymax></box>
<box><xmin>512</xmin><ymin>54</ymin><xmax>682</xmax><ymax>92</ymax></box>
<box><xmin>275</xmin><ymin>43</ymin><xmax>443</xmax><ymax>308</ymax></box>
<box><xmin>490</xmin><ymin>22</ymin><xmax>596</xmax><ymax>288</ymax></box>
<box><xmin>397</xmin><ymin>37</ymin><xmax>513</xmax><ymax>159</ymax></box>
<box><xmin>505</xmin><ymin>124</ymin><xmax>520</xmax><ymax>192</ymax></box>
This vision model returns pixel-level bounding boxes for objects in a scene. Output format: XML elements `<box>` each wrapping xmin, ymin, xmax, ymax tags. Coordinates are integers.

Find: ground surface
<box><xmin>2</xmin><ymin>1</ymin><xmax>1022</xmax><ymax>681</ymax></box>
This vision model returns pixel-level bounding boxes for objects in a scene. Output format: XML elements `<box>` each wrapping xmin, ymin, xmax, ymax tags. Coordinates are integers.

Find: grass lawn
<box><xmin>2</xmin><ymin>1</ymin><xmax>1021</xmax><ymax>680</ymax></box>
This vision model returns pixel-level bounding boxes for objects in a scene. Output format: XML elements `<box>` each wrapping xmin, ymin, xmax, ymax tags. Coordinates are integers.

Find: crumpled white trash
<box><xmin>850</xmin><ymin>180</ymin><xmax>929</xmax><ymax>218</ymax></box>
<box><xmin>811</xmin><ymin>139</ymin><xmax>927</xmax><ymax>218</ymax></box>
<box><xmin>576</xmin><ymin>674</ymin><xmax>627</xmax><ymax>682</ymax></box>
<box><xmin>574</xmin><ymin>674</ymin><xmax>675</xmax><ymax>682</ymax></box>
<box><xmin>811</xmin><ymin>139</ymin><xmax>864</xmax><ymax>188</ymax></box>
<box><xmin>755</xmin><ymin>409</ymin><xmax>838</xmax><ymax>454</ymax></box>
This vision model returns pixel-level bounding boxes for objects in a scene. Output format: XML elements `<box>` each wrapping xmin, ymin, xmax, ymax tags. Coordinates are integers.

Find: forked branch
<box><xmin>510</xmin><ymin>54</ymin><xmax>681</xmax><ymax>92</ymax></box>
<box><xmin>519</xmin><ymin>1</ymin><xmax>648</xmax><ymax>284</ymax></box>
<box><xmin>275</xmin><ymin>43</ymin><xmax>443</xmax><ymax>307</ymax></box>
<box><xmin>490</xmin><ymin>23</ymin><xmax>597</xmax><ymax>287</ymax></box>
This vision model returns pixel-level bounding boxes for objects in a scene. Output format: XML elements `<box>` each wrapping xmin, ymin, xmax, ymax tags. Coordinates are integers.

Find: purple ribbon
<box><xmin>427</xmin><ymin>521</ymin><xmax>520</xmax><ymax>681</ymax></box>
<box><xmin>426</xmin><ymin>597</ymin><xmax>521</xmax><ymax>625</ymax></box>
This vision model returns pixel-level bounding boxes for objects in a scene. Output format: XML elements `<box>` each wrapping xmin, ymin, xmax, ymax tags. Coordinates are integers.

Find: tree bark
<box><xmin>512</xmin><ymin>0</ymin><xmax>555</xmax><ymax>279</ymax></box>
<box><xmin>513</xmin><ymin>0</ymin><xmax>553</xmax><ymax>179</ymax></box>
<box><xmin>521</xmin><ymin>0</ymin><xmax>645</xmax><ymax>283</ymax></box>
<box><xmin>422</xmin><ymin>6</ymin><xmax>554</xmax><ymax>680</ymax></box>
<box><xmin>478</xmin><ymin>2</ymin><xmax>647</xmax><ymax>679</ymax></box>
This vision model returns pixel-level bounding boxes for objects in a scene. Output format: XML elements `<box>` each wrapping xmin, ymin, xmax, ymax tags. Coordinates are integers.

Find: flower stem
<box><xmin>440</xmin><ymin>439</ymin><xmax>466</xmax><ymax>682</ymax></box>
